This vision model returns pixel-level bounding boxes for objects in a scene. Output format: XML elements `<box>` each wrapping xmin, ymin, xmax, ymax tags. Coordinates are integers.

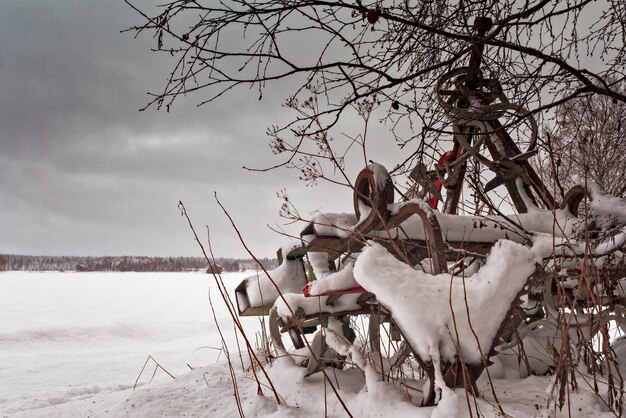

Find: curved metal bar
<box><xmin>452</xmin><ymin>104</ymin><xmax>538</xmax><ymax>163</ymax></box>
<box><xmin>451</xmin><ymin>121</ymin><xmax>494</xmax><ymax>169</ymax></box>
<box><xmin>435</xmin><ymin>67</ymin><xmax>471</xmax><ymax>114</ymax></box>
<box><xmin>480</xmin><ymin>104</ymin><xmax>538</xmax><ymax>153</ymax></box>
<box><xmin>435</xmin><ymin>67</ymin><xmax>539</xmax><ymax>169</ymax></box>
<box><xmin>353</xmin><ymin>165</ymin><xmax>394</xmax><ymax>235</ymax></box>
<box><xmin>562</xmin><ymin>185</ymin><xmax>589</xmax><ymax>216</ymax></box>
<box><xmin>435</xmin><ymin>67</ymin><xmax>509</xmax><ymax>116</ymax></box>
<box><xmin>389</xmin><ymin>202</ymin><xmax>448</xmax><ymax>275</ymax></box>
<box><xmin>269</xmin><ymin>306</ymin><xmax>288</xmax><ymax>357</ymax></box>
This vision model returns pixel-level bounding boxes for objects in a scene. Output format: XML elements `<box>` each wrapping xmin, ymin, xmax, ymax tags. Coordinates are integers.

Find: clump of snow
<box><xmin>380</xmin><ymin>204</ymin><xmax>575</xmax><ymax>245</ymax></box>
<box><xmin>429</xmin><ymin>353</ymin><xmax>464</xmax><ymax>418</ymax></box>
<box><xmin>309</xmin><ymin>212</ymin><xmax>358</xmax><ymax>238</ymax></box>
<box><xmin>306</xmin><ymin>251</ymin><xmax>332</xmax><ymax>280</ymax></box>
<box><xmin>367</xmin><ymin>162</ymin><xmax>391</xmax><ymax>191</ymax></box>
<box><xmin>263</xmin><ymin>356</ymin><xmax>431</xmax><ymax>418</ymax></box>
<box><xmin>274</xmin><ymin>292</ymin><xmax>361</xmax><ymax>319</ymax></box>
<box><xmin>530</xmin><ymin>224</ymin><xmax>626</xmax><ymax>260</ymax></box>
<box><xmin>594</xmin><ymin>226</ymin><xmax>626</xmax><ymax>254</ymax></box>
<box><xmin>244</xmin><ymin>242</ymin><xmax>307</xmax><ymax>307</ymax></box>
<box><xmin>494</xmin><ymin>317</ymin><xmax>592</xmax><ymax>378</ymax></box>
<box><xmin>305</xmin><ymin>262</ymin><xmax>359</xmax><ymax>296</ymax></box>
<box><xmin>353</xmin><ymin>164</ymin><xmax>390</xmax><ymax>228</ymax></box>
<box><xmin>356</xmin><ymin>198</ymin><xmax>373</xmax><ymax>225</ymax></box>
<box><xmin>491</xmin><ymin>325</ymin><xmax>559</xmax><ymax>378</ymax></box>
<box><xmin>353</xmin><ymin>240</ymin><xmax>536</xmax><ymax>365</ymax></box>
<box><xmin>384</xmin><ymin>193</ymin><xmax>581</xmax><ymax>246</ymax></box>
<box><xmin>590</xmin><ymin>184</ymin><xmax>626</xmax><ymax>222</ymax></box>
<box><xmin>388</xmin><ymin>199</ymin><xmax>436</xmax><ymax>220</ymax></box>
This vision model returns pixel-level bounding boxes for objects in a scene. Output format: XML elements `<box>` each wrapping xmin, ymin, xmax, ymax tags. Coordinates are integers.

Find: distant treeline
<box><xmin>0</xmin><ymin>254</ymin><xmax>277</xmax><ymax>273</ymax></box>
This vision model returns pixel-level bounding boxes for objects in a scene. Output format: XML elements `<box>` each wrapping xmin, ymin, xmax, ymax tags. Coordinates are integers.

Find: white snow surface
<box><xmin>590</xmin><ymin>184</ymin><xmax>626</xmax><ymax>222</ymax></box>
<box><xmin>274</xmin><ymin>291</ymin><xmax>362</xmax><ymax>318</ymax></box>
<box><xmin>306</xmin><ymin>251</ymin><xmax>333</xmax><ymax>280</ymax></box>
<box><xmin>389</xmin><ymin>204</ymin><xmax>578</xmax><ymax>244</ymax></box>
<box><xmin>243</xmin><ymin>242</ymin><xmax>307</xmax><ymax>307</ymax></box>
<box><xmin>306</xmin><ymin>198</ymin><xmax>580</xmax><ymax>248</ymax></box>
<box><xmin>305</xmin><ymin>261</ymin><xmax>359</xmax><ymax>295</ymax></box>
<box><xmin>1</xmin><ymin>271</ymin><xmax>617</xmax><ymax>418</ymax></box>
<box><xmin>309</xmin><ymin>213</ymin><xmax>358</xmax><ymax>238</ymax></box>
<box><xmin>353</xmin><ymin>240</ymin><xmax>536</xmax><ymax>364</ymax></box>
<box><xmin>367</xmin><ymin>162</ymin><xmax>390</xmax><ymax>191</ymax></box>
<box><xmin>0</xmin><ymin>271</ymin><xmax>262</xmax><ymax>416</ymax></box>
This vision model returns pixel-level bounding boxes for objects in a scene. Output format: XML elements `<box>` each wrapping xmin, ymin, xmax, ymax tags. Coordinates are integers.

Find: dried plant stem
<box><xmin>208</xmin><ymin>290</ymin><xmax>245</xmax><ymax>418</ymax></box>
<box><xmin>459</xmin><ymin>266</ymin><xmax>507</xmax><ymax>416</ymax></box>
<box><xmin>133</xmin><ymin>355</ymin><xmax>176</xmax><ymax>391</ymax></box>
<box><xmin>205</xmin><ymin>226</ymin><xmax>266</xmax><ymax>393</ymax></box>
<box><xmin>214</xmin><ymin>193</ymin><xmax>354</xmax><ymax>418</ymax></box>
<box><xmin>177</xmin><ymin>200</ymin><xmax>282</xmax><ymax>405</ymax></box>
<box><xmin>447</xmin><ymin>274</ymin><xmax>476</xmax><ymax>418</ymax></box>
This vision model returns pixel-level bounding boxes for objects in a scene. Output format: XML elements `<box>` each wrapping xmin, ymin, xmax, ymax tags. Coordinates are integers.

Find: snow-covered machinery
<box><xmin>234</xmin><ymin>18</ymin><xmax>626</xmax><ymax>406</ymax></box>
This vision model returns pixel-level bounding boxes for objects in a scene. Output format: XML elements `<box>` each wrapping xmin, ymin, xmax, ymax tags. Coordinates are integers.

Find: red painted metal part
<box><xmin>429</xmin><ymin>144</ymin><xmax>460</xmax><ymax>210</ymax></box>
<box><xmin>302</xmin><ymin>282</ymin><xmax>365</xmax><ymax>297</ymax></box>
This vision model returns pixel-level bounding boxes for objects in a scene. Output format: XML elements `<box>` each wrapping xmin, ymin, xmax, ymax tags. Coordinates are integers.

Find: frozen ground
<box><xmin>0</xmin><ymin>271</ymin><xmax>261</xmax><ymax>417</ymax></box>
<box><xmin>0</xmin><ymin>271</ymin><xmax>618</xmax><ymax>417</ymax></box>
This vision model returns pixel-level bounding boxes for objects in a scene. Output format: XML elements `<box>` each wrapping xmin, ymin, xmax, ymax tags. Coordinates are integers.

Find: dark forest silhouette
<box><xmin>0</xmin><ymin>254</ymin><xmax>276</xmax><ymax>273</ymax></box>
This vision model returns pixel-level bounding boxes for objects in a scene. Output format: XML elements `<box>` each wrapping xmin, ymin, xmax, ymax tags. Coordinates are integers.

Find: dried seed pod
<box><xmin>367</xmin><ymin>9</ymin><xmax>380</xmax><ymax>24</ymax></box>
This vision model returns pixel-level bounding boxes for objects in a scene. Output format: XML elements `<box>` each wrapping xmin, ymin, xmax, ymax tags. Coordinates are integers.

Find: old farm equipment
<box><xmin>234</xmin><ymin>18</ymin><xmax>626</xmax><ymax>406</ymax></box>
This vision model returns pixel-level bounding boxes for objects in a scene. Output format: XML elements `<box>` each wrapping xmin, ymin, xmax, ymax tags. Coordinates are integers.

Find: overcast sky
<box><xmin>0</xmin><ymin>0</ymin><xmax>358</xmax><ymax>259</ymax></box>
<box><xmin>3</xmin><ymin>2</ymin><xmax>607</xmax><ymax>259</ymax></box>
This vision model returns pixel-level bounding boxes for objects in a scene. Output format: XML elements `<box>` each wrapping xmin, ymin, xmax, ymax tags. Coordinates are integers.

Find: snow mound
<box><xmin>353</xmin><ymin>240</ymin><xmax>536</xmax><ymax>364</ymax></box>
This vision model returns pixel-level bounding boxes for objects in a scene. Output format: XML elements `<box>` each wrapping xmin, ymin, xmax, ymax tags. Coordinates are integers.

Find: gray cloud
<box><xmin>0</xmin><ymin>1</ymin><xmax>364</xmax><ymax>258</ymax></box>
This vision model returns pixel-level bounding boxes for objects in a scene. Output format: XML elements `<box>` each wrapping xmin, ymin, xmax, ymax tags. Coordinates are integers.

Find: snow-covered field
<box><xmin>0</xmin><ymin>271</ymin><xmax>618</xmax><ymax>417</ymax></box>
<box><xmin>0</xmin><ymin>271</ymin><xmax>261</xmax><ymax>417</ymax></box>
